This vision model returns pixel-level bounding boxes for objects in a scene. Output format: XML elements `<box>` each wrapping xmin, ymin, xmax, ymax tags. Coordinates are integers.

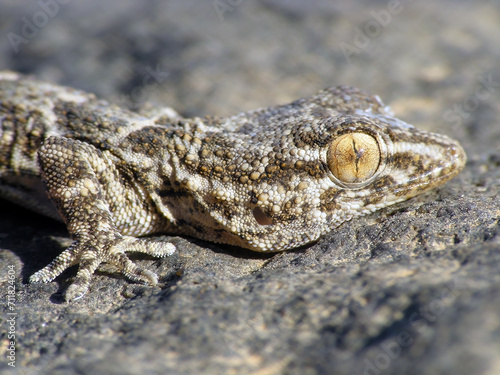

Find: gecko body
<box><xmin>0</xmin><ymin>72</ymin><xmax>466</xmax><ymax>300</ymax></box>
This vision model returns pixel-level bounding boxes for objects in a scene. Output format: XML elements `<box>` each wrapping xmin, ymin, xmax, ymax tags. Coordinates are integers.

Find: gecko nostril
<box><xmin>253</xmin><ymin>207</ymin><xmax>273</xmax><ymax>225</ymax></box>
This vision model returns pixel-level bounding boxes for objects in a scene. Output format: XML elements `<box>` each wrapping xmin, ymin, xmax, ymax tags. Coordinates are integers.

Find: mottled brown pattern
<box><xmin>0</xmin><ymin>71</ymin><xmax>466</xmax><ymax>300</ymax></box>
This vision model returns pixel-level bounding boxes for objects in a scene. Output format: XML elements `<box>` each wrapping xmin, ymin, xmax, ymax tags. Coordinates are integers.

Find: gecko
<box><xmin>0</xmin><ymin>71</ymin><xmax>466</xmax><ymax>301</ymax></box>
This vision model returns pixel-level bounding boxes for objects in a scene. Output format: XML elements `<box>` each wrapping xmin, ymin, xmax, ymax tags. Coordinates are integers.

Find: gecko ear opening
<box><xmin>253</xmin><ymin>207</ymin><xmax>273</xmax><ymax>225</ymax></box>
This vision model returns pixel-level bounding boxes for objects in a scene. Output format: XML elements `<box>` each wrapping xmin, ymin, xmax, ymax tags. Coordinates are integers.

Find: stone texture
<box><xmin>0</xmin><ymin>1</ymin><xmax>499</xmax><ymax>374</ymax></box>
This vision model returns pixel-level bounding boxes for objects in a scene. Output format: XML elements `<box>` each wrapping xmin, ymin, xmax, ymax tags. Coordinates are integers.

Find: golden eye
<box><xmin>327</xmin><ymin>133</ymin><xmax>380</xmax><ymax>183</ymax></box>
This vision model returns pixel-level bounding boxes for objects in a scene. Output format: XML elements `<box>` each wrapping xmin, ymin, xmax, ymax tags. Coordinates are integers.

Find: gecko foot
<box><xmin>29</xmin><ymin>236</ymin><xmax>176</xmax><ymax>301</ymax></box>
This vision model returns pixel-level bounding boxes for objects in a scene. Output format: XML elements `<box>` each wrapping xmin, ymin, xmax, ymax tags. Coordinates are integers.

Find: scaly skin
<box><xmin>0</xmin><ymin>71</ymin><xmax>466</xmax><ymax>300</ymax></box>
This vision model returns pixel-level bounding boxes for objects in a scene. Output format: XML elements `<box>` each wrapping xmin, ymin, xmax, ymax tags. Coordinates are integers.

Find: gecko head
<box><xmin>195</xmin><ymin>87</ymin><xmax>466</xmax><ymax>253</ymax></box>
<box><xmin>289</xmin><ymin>116</ymin><xmax>466</xmax><ymax>250</ymax></box>
<box><xmin>240</xmin><ymin>115</ymin><xmax>464</xmax><ymax>252</ymax></box>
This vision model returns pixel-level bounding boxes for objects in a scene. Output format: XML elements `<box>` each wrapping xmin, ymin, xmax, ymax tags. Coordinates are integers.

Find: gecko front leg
<box><xmin>29</xmin><ymin>137</ymin><xmax>175</xmax><ymax>301</ymax></box>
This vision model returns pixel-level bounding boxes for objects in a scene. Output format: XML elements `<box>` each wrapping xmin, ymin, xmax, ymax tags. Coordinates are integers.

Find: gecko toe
<box><xmin>29</xmin><ymin>243</ymin><xmax>81</xmax><ymax>284</ymax></box>
<box><xmin>107</xmin><ymin>250</ymin><xmax>160</xmax><ymax>286</ymax></box>
<box><xmin>64</xmin><ymin>280</ymin><xmax>91</xmax><ymax>302</ymax></box>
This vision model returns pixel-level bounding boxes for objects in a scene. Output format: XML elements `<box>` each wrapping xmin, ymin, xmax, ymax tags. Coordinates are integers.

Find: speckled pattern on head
<box><xmin>0</xmin><ymin>71</ymin><xmax>466</xmax><ymax>300</ymax></box>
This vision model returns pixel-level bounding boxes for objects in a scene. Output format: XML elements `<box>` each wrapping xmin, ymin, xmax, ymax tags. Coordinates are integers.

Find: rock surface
<box><xmin>1</xmin><ymin>1</ymin><xmax>499</xmax><ymax>374</ymax></box>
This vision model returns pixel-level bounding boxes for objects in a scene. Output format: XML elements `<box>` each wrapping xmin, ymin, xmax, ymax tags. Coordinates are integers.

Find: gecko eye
<box><xmin>327</xmin><ymin>132</ymin><xmax>381</xmax><ymax>183</ymax></box>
